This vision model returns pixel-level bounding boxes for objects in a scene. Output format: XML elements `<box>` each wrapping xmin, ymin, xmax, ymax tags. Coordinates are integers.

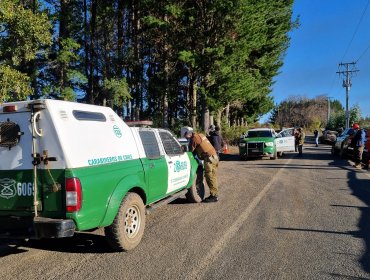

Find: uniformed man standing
<box><xmin>184</xmin><ymin>130</ymin><xmax>220</xmax><ymax>202</ymax></box>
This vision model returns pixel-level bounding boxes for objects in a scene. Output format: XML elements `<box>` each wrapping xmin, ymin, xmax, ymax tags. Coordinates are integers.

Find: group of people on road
<box><xmin>310</xmin><ymin>123</ymin><xmax>369</xmax><ymax>169</ymax></box>
<box><xmin>184</xmin><ymin>122</ymin><xmax>369</xmax><ymax>204</ymax></box>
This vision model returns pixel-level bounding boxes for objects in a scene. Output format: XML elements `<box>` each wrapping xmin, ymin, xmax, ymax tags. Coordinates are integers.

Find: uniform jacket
<box><xmin>352</xmin><ymin>129</ymin><xmax>366</xmax><ymax>147</ymax></box>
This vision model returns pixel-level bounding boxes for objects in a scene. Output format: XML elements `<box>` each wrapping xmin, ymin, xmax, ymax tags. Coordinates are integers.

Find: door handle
<box><xmin>149</xmin><ymin>163</ymin><xmax>155</xmax><ymax>168</ymax></box>
<box><xmin>168</xmin><ymin>161</ymin><xmax>173</xmax><ymax>164</ymax></box>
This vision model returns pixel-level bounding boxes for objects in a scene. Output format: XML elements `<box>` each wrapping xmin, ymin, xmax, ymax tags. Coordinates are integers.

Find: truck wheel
<box><xmin>186</xmin><ymin>167</ymin><xmax>205</xmax><ymax>203</ymax></box>
<box><xmin>105</xmin><ymin>192</ymin><xmax>145</xmax><ymax>251</ymax></box>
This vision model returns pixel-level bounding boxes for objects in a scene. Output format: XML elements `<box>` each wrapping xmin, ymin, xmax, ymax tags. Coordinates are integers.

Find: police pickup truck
<box><xmin>0</xmin><ymin>100</ymin><xmax>203</xmax><ymax>251</ymax></box>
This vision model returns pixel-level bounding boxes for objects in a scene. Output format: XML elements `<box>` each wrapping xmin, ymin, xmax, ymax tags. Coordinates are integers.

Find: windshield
<box><xmin>246</xmin><ymin>130</ymin><xmax>274</xmax><ymax>138</ymax></box>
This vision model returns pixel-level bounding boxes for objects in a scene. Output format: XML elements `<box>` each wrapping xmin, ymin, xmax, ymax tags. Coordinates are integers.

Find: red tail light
<box><xmin>66</xmin><ymin>178</ymin><xmax>82</xmax><ymax>212</ymax></box>
<box><xmin>3</xmin><ymin>105</ymin><xmax>17</xmax><ymax>113</ymax></box>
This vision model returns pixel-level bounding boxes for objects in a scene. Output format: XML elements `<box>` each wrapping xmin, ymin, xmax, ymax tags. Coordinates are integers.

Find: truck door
<box><xmin>158</xmin><ymin>131</ymin><xmax>190</xmax><ymax>194</ymax></box>
<box><xmin>276</xmin><ymin>128</ymin><xmax>295</xmax><ymax>152</ymax></box>
<box><xmin>0</xmin><ymin>105</ymin><xmax>39</xmax><ymax>214</ymax></box>
<box><xmin>138</xmin><ymin>129</ymin><xmax>168</xmax><ymax>202</ymax></box>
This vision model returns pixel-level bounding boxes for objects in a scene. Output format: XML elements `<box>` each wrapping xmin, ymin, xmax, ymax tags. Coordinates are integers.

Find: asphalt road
<box><xmin>1</xmin><ymin>142</ymin><xmax>370</xmax><ymax>280</ymax></box>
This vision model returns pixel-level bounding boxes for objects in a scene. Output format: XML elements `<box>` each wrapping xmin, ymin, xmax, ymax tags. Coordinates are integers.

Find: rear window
<box><xmin>139</xmin><ymin>130</ymin><xmax>161</xmax><ymax>159</ymax></box>
<box><xmin>247</xmin><ymin>130</ymin><xmax>273</xmax><ymax>138</ymax></box>
<box><xmin>72</xmin><ymin>110</ymin><xmax>106</xmax><ymax>122</ymax></box>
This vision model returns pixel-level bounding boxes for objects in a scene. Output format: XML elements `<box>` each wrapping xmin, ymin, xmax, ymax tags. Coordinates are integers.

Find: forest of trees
<box><xmin>0</xmin><ymin>0</ymin><xmax>296</xmax><ymax>131</ymax></box>
<box><xmin>269</xmin><ymin>95</ymin><xmax>368</xmax><ymax>131</ymax></box>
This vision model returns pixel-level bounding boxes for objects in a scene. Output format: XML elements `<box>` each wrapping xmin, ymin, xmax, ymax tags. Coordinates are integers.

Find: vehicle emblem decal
<box><xmin>113</xmin><ymin>125</ymin><xmax>122</xmax><ymax>138</ymax></box>
<box><xmin>0</xmin><ymin>178</ymin><xmax>17</xmax><ymax>199</ymax></box>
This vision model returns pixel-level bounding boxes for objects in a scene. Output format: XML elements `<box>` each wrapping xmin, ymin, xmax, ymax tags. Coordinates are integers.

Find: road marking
<box><xmin>186</xmin><ymin>157</ymin><xmax>293</xmax><ymax>280</ymax></box>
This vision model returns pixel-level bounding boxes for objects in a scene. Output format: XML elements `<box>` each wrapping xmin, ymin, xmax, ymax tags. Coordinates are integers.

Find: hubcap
<box><xmin>124</xmin><ymin>205</ymin><xmax>141</xmax><ymax>238</ymax></box>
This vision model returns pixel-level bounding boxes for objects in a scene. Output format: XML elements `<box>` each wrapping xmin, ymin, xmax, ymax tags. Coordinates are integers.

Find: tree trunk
<box><xmin>225</xmin><ymin>103</ymin><xmax>230</xmax><ymax>127</ymax></box>
<box><xmin>190</xmin><ymin>76</ymin><xmax>197</xmax><ymax>129</ymax></box>
<box><xmin>162</xmin><ymin>13</ymin><xmax>169</xmax><ymax>128</ymax></box>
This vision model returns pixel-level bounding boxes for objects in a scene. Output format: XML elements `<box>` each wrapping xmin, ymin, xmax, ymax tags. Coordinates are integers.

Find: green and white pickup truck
<box><xmin>0</xmin><ymin>100</ymin><xmax>203</xmax><ymax>251</ymax></box>
<box><xmin>238</xmin><ymin>128</ymin><xmax>295</xmax><ymax>160</ymax></box>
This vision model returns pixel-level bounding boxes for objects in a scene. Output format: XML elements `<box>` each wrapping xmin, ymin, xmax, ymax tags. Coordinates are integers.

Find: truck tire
<box><xmin>105</xmin><ymin>192</ymin><xmax>145</xmax><ymax>251</ymax></box>
<box><xmin>186</xmin><ymin>167</ymin><xmax>205</xmax><ymax>203</ymax></box>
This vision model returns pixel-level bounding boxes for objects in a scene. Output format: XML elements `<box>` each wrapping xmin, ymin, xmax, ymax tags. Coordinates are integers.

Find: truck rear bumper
<box><xmin>0</xmin><ymin>216</ymin><xmax>76</xmax><ymax>239</ymax></box>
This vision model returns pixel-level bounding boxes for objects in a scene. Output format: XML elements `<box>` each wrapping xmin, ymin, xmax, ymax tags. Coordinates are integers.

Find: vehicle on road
<box><xmin>0</xmin><ymin>100</ymin><xmax>203</xmax><ymax>251</ymax></box>
<box><xmin>320</xmin><ymin>130</ymin><xmax>338</xmax><ymax>144</ymax></box>
<box><xmin>331</xmin><ymin>127</ymin><xmax>355</xmax><ymax>157</ymax></box>
<box><xmin>238</xmin><ymin>128</ymin><xmax>295</xmax><ymax>160</ymax></box>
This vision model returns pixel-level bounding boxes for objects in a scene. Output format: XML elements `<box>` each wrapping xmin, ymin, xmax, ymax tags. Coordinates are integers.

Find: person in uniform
<box><xmin>184</xmin><ymin>130</ymin><xmax>220</xmax><ymax>202</ymax></box>
<box><xmin>297</xmin><ymin>127</ymin><xmax>305</xmax><ymax>156</ymax></box>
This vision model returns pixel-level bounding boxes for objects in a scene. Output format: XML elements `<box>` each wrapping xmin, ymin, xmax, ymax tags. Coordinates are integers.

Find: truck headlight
<box><xmin>239</xmin><ymin>142</ymin><xmax>246</xmax><ymax>147</ymax></box>
<box><xmin>265</xmin><ymin>142</ymin><xmax>274</xmax><ymax>147</ymax></box>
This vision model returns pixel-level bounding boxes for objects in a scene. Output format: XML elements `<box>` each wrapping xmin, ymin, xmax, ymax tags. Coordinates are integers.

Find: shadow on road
<box><xmin>340</xmin><ymin>164</ymin><xmax>370</xmax><ymax>274</ymax></box>
<box><xmin>0</xmin><ymin>231</ymin><xmax>117</xmax><ymax>256</ymax></box>
<box><xmin>275</xmin><ymin>147</ymin><xmax>370</xmax><ymax>275</ymax></box>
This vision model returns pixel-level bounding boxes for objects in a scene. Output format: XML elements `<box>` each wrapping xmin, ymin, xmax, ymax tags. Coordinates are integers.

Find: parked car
<box><xmin>320</xmin><ymin>130</ymin><xmax>338</xmax><ymax>144</ymax></box>
<box><xmin>331</xmin><ymin>128</ymin><xmax>355</xmax><ymax>157</ymax></box>
<box><xmin>238</xmin><ymin>128</ymin><xmax>295</xmax><ymax>160</ymax></box>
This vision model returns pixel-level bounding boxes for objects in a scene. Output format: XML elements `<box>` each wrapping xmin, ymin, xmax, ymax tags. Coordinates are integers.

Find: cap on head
<box><xmin>352</xmin><ymin>123</ymin><xmax>360</xmax><ymax>129</ymax></box>
<box><xmin>181</xmin><ymin>126</ymin><xmax>193</xmax><ymax>138</ymax></box>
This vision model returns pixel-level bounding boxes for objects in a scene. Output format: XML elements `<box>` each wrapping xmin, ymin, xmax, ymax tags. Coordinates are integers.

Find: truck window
<box><xmin>139</xmin><ymin>130</ymin><xmax>161</xmax><ymax>159</ymax></box>
<box><xmin>159</xmin><ymin>131</ymin><xmax>183</xmax><ymax>156</ymax></box>
<box><xmin>72</xmin><ymin>110</ymin><xmax>106</xmax><ymax>122</ymax></box>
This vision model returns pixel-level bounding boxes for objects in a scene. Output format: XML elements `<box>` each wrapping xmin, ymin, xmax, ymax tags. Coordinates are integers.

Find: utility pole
<box><xmin>336</xmin><ymin>62</ymin><xmax>358</xmax><ymax>129</ymax></box>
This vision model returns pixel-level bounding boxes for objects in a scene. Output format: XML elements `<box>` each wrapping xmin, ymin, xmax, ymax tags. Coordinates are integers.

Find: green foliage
<box><xmin>0</xmin><ymin>0</ymin><xmax>51</xmax><ymax>65</ymax></box>
<box><xmin>0</xmin><ymin>65</ymin><xmax>32</xmax><ymax>102</ymax></box>
<box><xmin>57</xmin><ymin>38</ymin><xmax>80</xmax><ymax>65</ymax></box>
<box><xmin>0</xmin><ymin>0</ymin><xmax>295</xmax><ymax>131</ymax></box>
<box><xmin>326</xmin><ymin>104</ymin><xmax>362</xmax><ymax>130</ymax></box>
<box><xmin>104</xmin><ymin>78</ymin><xmax>131</xmax><ymax>107</ymax></box>
<box><xmin>60</xmin><ymin>87</ymin><xmax>76</xmax><ymax>101</ymax></box>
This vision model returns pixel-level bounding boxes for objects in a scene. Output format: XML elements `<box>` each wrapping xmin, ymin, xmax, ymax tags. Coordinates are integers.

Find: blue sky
<box><xmin>266</xmin><ymin>0</ymin><xmax>370</xmax><ymax>121</ymax></box>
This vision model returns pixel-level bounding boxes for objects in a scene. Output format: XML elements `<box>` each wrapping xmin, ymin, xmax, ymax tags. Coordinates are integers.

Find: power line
<box><xmin>356</xmin><ymin>43</ymin><xmax>370</xmax><ymax>62</ymax></box>
<box><xmin>341</xmin><ymin>0</ymin><xmax>370</xmax><ymax>62</ymax></box>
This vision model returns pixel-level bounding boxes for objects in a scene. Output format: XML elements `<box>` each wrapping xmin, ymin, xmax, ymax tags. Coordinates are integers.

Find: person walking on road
<box><xmin>297</xmin><ymin>127</ymin><xmax>305</xmax><ymax>156</ymax></box>
<box><xmin>184</xmin><ymin>130</ymin><xmax>220</xmax><ymax>203</ymax></box>
<box><xmin>314</xmin><ymin>129</ymin><xmax>319</xmax><ymax>147</ymax></box>
<box><xmin>351</xmin><ymin>123</ymin><xmax>366</xmax><ymax>168</ymax></box>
